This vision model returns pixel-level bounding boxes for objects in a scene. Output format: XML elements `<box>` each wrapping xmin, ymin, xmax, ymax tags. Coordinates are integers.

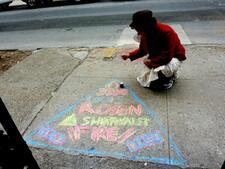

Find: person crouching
<box><xmin>122</xmin><ymin>10</ymin><xmax>186</xmax><ymax>90</ymax></box>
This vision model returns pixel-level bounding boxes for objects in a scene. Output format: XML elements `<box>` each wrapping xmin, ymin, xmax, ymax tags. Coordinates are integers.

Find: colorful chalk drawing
<box><xmin>24</xmin><ymin>80</ymin><xmax>187</xmax><ymax>166</ymax></box>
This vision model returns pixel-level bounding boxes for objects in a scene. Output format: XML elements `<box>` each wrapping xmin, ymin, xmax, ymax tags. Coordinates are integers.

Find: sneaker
<box><xmin>162</xmin><ymin>79</ymin><xmax>175</xmax><ymax>90</ymax></box>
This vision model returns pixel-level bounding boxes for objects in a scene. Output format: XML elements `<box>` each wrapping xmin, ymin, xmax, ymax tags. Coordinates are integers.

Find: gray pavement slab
<box><xmin>68</xmin><ymin>48</ymin><xmax>90</xmax><ymax>60</ymax></box>
<box><xmin>181</xmin><ymin>46</ymin><xmax>225</xmax><ymax>79</ymax></box>
<box><xmin>30</xmin><ymin>147</ymin><xmax>181</xmax><ymax>169</ymax></box>
<box><xmin>1</xmin><ymin>46</ymin><xmax>225</xmax><ymax>168</ymax></box>
<box><xmin>71</xmin><ymin>48</ymin><xmax>145</xmax><ymax>78</ymax></box>
<box><xmin>168</xmin><ymin>79</ymin><xmax>225</xmax><ymax>169</ymax></box>
<box><xmin>167</xmin><ymin>46</ymin><xmax>225</xmax><ymax>169</ymax></box>
<box><xmin>23</xmin><ymin>77</ymin><xmax>175</xmax><ymax>165</ymax></box>
<box><xmin>24</xmin><ymin>48</ymin><xmax>187</xmax><ymax>167</ymax></box>
<box><xmin>22</xmin><ymin>46</ymin><xmax>225</xmax><ymax>168</ymax></box>
<box><xmin>0</xmin><ymin>48</ymin><xmax>83</xmax><ymax>133</ymax></box>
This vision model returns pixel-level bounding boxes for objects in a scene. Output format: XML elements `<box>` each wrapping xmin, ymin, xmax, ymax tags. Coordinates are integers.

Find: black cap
<box><xmin>129</xmin><ymin>10</ymin><xmax>153</xmax><ymax>29</ymax></box>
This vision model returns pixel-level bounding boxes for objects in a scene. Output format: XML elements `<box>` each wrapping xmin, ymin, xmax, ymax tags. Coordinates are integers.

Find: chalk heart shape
<box><xmin>24</xmin><ymin>80</ymin><xmax>187</xmax><ymax>167</ymax></box>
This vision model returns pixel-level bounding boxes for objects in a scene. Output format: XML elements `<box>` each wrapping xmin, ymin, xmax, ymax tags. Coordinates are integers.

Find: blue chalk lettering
<box><xmin>126</xmin><ymin>140</ymin><xmax>137</xmax><ymax>152</ymax></box>
<box><xmin>126</xmin><ymin>131</ymin><xmax>164</xmax><ymax>152</ymax></box>
<box><xmin>35</xmin><ymin>127</ymin><xmax>65</xmax><ymax>145</ymax></box>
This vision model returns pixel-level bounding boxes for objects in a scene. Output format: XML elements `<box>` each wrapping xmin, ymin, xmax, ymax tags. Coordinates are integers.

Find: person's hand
<box><xmin>143</xmin><ymin>58</ymin><xmax>152</xmax><ymax>68</ymax></box>
<box><xmin>121</xmin><ymin>54</ymin><xmax>130</xmax><ymax>60</ymax></box>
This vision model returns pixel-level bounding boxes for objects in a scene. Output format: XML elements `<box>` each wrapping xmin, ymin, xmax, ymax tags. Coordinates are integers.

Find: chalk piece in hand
<box><xmin>120</xmin><ymin>82</ymin><xmax>124</xmax><ymax>88</ymax></box>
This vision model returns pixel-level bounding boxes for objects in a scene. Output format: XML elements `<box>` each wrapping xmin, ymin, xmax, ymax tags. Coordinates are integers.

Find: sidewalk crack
<box><xmin>53</xmin><ymin>49</ymin><xmax>90</xmax><ymax>94</ymax></box>
<box><xmin>22</xmin><ymin>49</ymin><xmax>90</xmax><ymax>136</ymax></box>
<box><xmin>166</xmin><ymin>90</ymin><xmax>171</xmax><ymax>164</ymax></box>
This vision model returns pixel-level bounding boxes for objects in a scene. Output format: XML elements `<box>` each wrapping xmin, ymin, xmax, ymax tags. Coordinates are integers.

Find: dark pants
<box><xmin>149</xmin><ymin>71</ymin><xmax>174</xmax><ymax>90</ymax></box>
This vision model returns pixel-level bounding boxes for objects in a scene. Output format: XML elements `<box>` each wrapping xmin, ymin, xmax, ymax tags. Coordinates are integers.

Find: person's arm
<box><xmin>129</xmin><ymin>40</ymin><xmax>148</xmax><ymax>61</ymax></box>
<box><xmin>122</xmin><ymin>39</ymin><xmax>147</xmax><ymax>61</ymax></box>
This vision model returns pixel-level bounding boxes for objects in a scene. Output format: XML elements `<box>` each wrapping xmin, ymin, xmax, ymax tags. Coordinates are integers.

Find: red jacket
<box><xmin>129</xmin><ymin>22</ymin><xmax>186</xmax><ymax>68</ymax></box>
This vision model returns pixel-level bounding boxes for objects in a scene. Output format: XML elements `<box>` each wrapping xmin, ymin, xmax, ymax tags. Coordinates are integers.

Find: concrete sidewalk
<box><xmin>0</xmin><ymin>46</ymin><xmax>224</xmax><ymax>169</ymax></box>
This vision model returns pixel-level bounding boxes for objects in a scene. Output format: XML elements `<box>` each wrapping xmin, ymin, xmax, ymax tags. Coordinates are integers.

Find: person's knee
<box><xmin>161</xmin><ymin>69</ymin><xmax>174</xmax><ymax>78</ymax></box>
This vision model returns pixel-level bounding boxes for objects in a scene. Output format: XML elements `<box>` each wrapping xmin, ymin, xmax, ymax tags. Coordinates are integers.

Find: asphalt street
<box><xmin>0</xmin><ymin>0</ymin><xmax>225</xmax><ymax>50</ymax></box>
<box><xmin>0</xmin><ymin>0</ymin><xmax>225</xmax><ymax>30</ymax></box>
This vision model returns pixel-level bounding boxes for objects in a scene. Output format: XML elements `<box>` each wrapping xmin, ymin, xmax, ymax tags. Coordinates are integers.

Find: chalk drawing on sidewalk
<box><xmin>24</xmin><ymin>79</ymin><xmax>187</xmax><ymax>167</ymax></box>
<box><xmin>126</xmin><ymin>130</ymin><xmax>164</xmax><ymax>152</ymax></box>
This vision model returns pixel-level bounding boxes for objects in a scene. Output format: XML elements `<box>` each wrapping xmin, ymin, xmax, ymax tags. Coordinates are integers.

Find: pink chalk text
<box><xmin>79</xmin><ymin>102</ymin><xmax>142</xmax><ymax>116</ymax></box>
<box><xmin>97</xmin><ymin>88</ymin><xmax>128</xmax><ymax>97</ymax></box>
<box><xmin>67</xmin><ymin>126</ymin><xmax>136</xmax><ymax>143</ymax></box>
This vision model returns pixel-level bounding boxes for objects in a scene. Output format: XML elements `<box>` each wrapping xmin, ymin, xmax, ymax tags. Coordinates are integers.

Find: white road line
<box><xmin>9</xmin><ymin>0</ymin><xmax>26</xmax><ymax>6</ymax></box>
<box><xmin>117</xmin><ymin>24</ymin><xmax>192</xmax><ymax>46</ymax></box>
<box><xmin>117</xmin><ymin>28</ymin><xmax>139</xmax><ymax>47</ymax></box>
<box><xmin>170</xmin><ymin>24</ymin><xmax>192</xmax><ymax>45</ymax></box>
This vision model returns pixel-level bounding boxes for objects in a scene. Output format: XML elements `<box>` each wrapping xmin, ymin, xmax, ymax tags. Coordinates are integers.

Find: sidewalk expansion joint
<box><xmin>22</xmin><ymin>50</ymin><xmax>89</xmax><ymax>136</ymax></box>
<box><xmin>166</xmin><ymin>90</ymin><xmax>171</xmax><ymax>164</ymax></box>
<box><xmin>22</xmin><ymin>95</ymin><xmax>52</xmax><ymax>136</ymax></box>
<box><xmin>52</xmin><ymin>49</ymin><xmax>90</xmax><ymax>94</ymax></box>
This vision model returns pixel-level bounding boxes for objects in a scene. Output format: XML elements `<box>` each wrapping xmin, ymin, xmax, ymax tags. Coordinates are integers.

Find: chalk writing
<box><xmin>59</xmin><ymin>114</ymin><xmax>77</xmax><ymax>126</ymax></box>
<box><xmin>126</xmin><ymin>131</ymin><xmax>164</xmax><ymax>152</ymax></box>
<box><xmin>129</xmin><ymin>104</ymin><xmax>142</xmax><ymax>116</ymax></box>
<box><xmin>97</xmin><ymin>88</ymin><xmax>128</xmax><ymax>97</ymax></box>
<box><xmin>67</xmin><ymin>126</ymin><xmax>90</xmax><ymax>141</ymax></box>
<box><xmin>91</xmin><ymin>127</ymin><xmax>118</xmax><ymax>142</ymax></box>
<box><xmin>117</xmin><ymin>128</ymin><xmax>136</xmax><ymax>144</ymax></box>
<box><xmin>67</xmin><ymin>126</ymin><xmax>136</xmax><ymax>143</ymax></box>
<box><xmin>79</xmin><ymin>102</ymin><xmax>142</xmax><ymax>116</ymax></box>
<box><xmin>79</xmin><ymin>102</ymin><xmax>95</xmax><ymax>114</ymax></box>
<box><xmin>81</xmin><ymin>116</ymin><xmax>150</xmax><ymax>127</ymax></box>
<box><xmin>26</xmin><ymin>80</ymin><xmax>187</xmax><ymax>167</ymax></box>
<box><xmin>36</xmin><ymin>127</ymin><xmax>65</xmax><ymax>146</ymax></box>
<box><xmin>105</xmin><ymin>81</ymin><xmax>119</xmax><ymax>88</ymax></box>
